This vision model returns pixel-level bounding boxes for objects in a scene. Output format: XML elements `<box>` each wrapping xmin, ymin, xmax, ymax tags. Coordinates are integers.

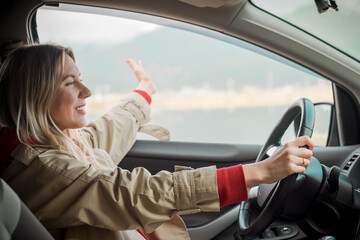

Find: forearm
<box><xmin>83</xmin><ymin>92</ymin><xmax>151</xmax><ymax>162</ymax></box>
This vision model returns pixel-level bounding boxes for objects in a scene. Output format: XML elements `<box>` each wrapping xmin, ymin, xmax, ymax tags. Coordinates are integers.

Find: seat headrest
<box><xmin>0</xmin><ymin>178</ymin><xmax>21</xmax><ymax>239</ymax></box>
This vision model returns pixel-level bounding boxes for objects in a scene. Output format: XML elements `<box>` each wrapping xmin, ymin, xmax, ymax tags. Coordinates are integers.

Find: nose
<box><xmin>79</xmin><ymin>82</ymin><xmax>92</xmax><ymax>99</ymax></box>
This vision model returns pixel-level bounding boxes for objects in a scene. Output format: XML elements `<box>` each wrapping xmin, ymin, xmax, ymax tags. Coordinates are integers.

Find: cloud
<box><xmin>37</xmin><ymin>8</ymin><xmax>159</xmax><ymax>44</ymax></box>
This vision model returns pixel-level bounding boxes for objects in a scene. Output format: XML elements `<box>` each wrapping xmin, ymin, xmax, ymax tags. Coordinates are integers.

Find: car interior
<box><xmin>1</xmin><ymin>0</ymin><xmax>360</xmax><ymax>239</ymax></box>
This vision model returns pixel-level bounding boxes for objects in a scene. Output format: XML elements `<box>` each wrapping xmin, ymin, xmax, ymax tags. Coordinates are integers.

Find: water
<box><xmin>86</xmin><ymin>105</ymin><xmax>295</xmax><ymax>145</ymax></box>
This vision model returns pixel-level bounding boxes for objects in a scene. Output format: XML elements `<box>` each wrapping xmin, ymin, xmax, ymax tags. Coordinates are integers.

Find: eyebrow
<box><xmin>62</xmin><ymin>73</ymin><xmax>81</xmax><ymax>81</ymax></box>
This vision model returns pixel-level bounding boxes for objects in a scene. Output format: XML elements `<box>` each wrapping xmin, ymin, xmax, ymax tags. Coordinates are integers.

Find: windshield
<box><xmin>251</xmin><ymin>0</ymin><xmax>360</xmax><ymax>62</ymax></box>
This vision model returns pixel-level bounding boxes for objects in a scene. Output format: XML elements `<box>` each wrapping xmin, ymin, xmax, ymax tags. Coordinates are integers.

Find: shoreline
<box><xmin>87</xmin><ymin>83</ymin><xmax>333</xmax><ymax>114</ymax></box>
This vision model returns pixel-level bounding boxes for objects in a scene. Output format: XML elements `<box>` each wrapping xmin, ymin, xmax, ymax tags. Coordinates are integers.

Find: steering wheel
<box><xmin>238</xmin><ymin>98</ymin><xmax>315</xmax><ymax>239</ymax></box>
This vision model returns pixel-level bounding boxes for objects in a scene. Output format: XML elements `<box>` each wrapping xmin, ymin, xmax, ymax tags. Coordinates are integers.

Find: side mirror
<box><xmin>312</xmin><ymin>102</ymin><xmax>334</xmax><ymax>146</ymax></box>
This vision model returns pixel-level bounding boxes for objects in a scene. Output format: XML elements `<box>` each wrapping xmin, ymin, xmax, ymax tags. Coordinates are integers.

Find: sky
<box><xmin>37</xmin><ymin>7</ymin><xmax>160</xmax><ymax>45</ymax></box>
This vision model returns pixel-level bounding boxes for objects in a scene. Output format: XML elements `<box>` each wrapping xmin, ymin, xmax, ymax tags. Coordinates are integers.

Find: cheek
<box><xmin>51</xmin><ymin>91</ymin><xmax>77</xmax><ymax>120</ymax></box>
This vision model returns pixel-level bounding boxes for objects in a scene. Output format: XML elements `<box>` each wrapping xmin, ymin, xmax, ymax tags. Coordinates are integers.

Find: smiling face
<box><xmin>50</xmin><ymin>54</ymin><xmax>92</xmax><ymax>131</ymax></box>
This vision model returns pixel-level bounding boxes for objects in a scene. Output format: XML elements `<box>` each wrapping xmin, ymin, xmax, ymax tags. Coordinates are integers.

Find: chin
<box><xmin>70</xmin><ymin>119</ymin><xmax>87</xmax><ymax>129</ymax></box>
<box><xmin>76</xmin><ymin>122</ymin><xmax>87</xmax><ymax>129</ymax></box>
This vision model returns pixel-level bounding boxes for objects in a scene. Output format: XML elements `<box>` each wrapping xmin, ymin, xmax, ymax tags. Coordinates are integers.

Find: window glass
<box><xmin>251</xmin><ymin>0</ymin><xmax>360</xmax><ymax>62</ymax></box>
<box><xmin>36</xmin><ymin>4</ymin><xmax>333</xmax><ymax>145</ymax></box>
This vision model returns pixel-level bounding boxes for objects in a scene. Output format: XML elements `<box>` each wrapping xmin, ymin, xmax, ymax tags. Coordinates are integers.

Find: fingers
<box><xmin>296</xmin><ymin>156</ymin><xmax>304</xmax><ymax>165</ymax></box>
<box><xmin>279</xmin><ymin>137</ymin><xmax>313</xmax><ymax>174</ymax></box>
<box><xmin>295</xmin><ymin>157</ymin><xmax>310</xmax><ymax>173</ymax></box>
<box><xmin>292</xmin><ymin>164</ymin><xmax>307</xmax><ymax>174</ymax></box>
<box><xmin>126</xmin><ymin>58</ymin><xmax>156</xmax><ymax>96</ymax></box>
<box><xmin>296</xmin><ymin>157</ymin><xmax>310</xmax><ymax>167</ymax></box>
<box><xmin>286</xmin><ymin>156</ymin><xmax>309</xmax><ymax>174</ymax></box>
<box><xmin>296</xmin><ymin>147</ymin><xmax>312</xmax><ymax>161</ymax></box>
<box><xmin>291</xmin><ymin>135</ymin><xmax>314</xmax><ymax>150</ymax></box>
<box><xmin>303</xmin><ymin>158</ymin><xmax>310</xmax><ymax>167</ymax></box>
<box><xmin>283</xmin><ymin>139</ymin><xmax>312</xmax><ymax>160</ymax></box>
<box><xmin>290</xmin><ymin>141</ymin><xmax>312</xmax><ymax>174</ymax></box>
<box><xmin>284</xmin><ymin>136</ymin><xmax>313</xmax><ymax>166</ymax></box>
<box><xmin>126</xmin><ymin>58</ymin><xmax>147</xmax><ymax>82</ymax></box>
<box><xmin>126</xmin><ymin>58</ymin><xmax>137</xmax><ymax>70</ymax></box>
<box><xmin>294</xmin><ymin>136</ymin><xmax>314</xmax><ymax>163</ymax></box>
<box><xmin>126</xmin><ymin>59</ymin><xmax>144</xmax><ymax>70</ymax></box>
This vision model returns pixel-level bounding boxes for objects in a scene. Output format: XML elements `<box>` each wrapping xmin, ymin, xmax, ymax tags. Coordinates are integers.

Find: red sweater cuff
<box><xmin>136</xmin><ymin>229</ymin><xmax>148</xmax><ymax>239</ymax></box>
<box><xmin>133</xmin><ymin>90</ymin><xmax>152</xmax><ymax>104</ymax></box>
<box><xmin>216</xmin><ymin>165</ymin><xmax>248</xmax><ymax>207</ymax></box>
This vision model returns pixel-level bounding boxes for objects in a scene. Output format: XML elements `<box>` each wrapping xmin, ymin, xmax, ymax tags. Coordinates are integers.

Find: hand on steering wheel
<box><xmin>238</xmin><ymin>98</ymin><xmax>315</xmax><ymax>239</ymax></box>
<box><xmin>243</xmin><ymin>136</ymin><xmax>313</xmax><ymax>188</ymax></box>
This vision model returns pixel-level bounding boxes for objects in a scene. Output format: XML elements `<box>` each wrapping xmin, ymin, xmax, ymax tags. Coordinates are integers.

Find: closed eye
<box><xmin>65</xmin><ymin>78</ymin><xmax>85</xmax><ymax>87</ymax></box>
<box><xmin>65</xmin><ymin>81</ymin><xmax>76</xmax><ymax>86</ymax></box>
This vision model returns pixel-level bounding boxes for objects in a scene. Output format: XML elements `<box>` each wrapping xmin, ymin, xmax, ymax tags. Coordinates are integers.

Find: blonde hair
<box><xmin>0</xmin><ymin>44</ymin><xmax>97</xmax><ymax>167</ymax></box>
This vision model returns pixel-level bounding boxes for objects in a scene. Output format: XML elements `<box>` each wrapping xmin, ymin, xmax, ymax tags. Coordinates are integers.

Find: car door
<box><xmin>32</xmin><ymin>3</ymin><xmax>337</xmax><ymax>239</ymax></box>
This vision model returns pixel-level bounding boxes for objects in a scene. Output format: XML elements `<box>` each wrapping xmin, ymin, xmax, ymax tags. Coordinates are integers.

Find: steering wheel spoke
<box><xmin>257</xmin><ymin>182</ymin><xmax>278</xmax><ymax>207</ymax></box>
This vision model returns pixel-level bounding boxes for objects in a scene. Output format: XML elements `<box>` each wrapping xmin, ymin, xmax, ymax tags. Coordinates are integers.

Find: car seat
<box><xmin>0</xmin><ymin>178</ymin><xmax>54</xmax><ymax>240</ymax></box>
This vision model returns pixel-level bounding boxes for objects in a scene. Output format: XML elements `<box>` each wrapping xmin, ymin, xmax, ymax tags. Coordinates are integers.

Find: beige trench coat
<box><xmin>2</xmin><ymin>92</ymin><xmax>220</xmax><ymax>240</ymax></box>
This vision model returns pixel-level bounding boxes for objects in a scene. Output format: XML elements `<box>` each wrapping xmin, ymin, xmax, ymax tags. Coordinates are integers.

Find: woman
<box><xmin>0</xmin><ymin>44</ymin><xmax>313</xmax><ymax>240</ymax></box>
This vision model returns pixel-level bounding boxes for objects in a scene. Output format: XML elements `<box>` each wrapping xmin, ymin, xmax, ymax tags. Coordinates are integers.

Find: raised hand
<box><xmin>126</xmin><ymin>59</ymin><xmax>156</xmax><ymax>96</ymax></box>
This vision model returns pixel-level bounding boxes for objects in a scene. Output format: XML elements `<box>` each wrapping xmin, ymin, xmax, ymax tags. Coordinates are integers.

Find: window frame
<box><xmin>31</xmin><ymin>3</ymin><xmax>337</xmax><ymax>146</ymax></box>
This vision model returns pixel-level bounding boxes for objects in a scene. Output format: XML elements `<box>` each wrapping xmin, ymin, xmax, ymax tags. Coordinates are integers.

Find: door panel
<box><xmin>121</xmin><ymin>140</ymin><xmax>262</xmax><ymax>173</ymax></box>
<box><xmin>119</xmin><ymin>140</ymin><xmax>261</xmax><ymax>237</ymax></box>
